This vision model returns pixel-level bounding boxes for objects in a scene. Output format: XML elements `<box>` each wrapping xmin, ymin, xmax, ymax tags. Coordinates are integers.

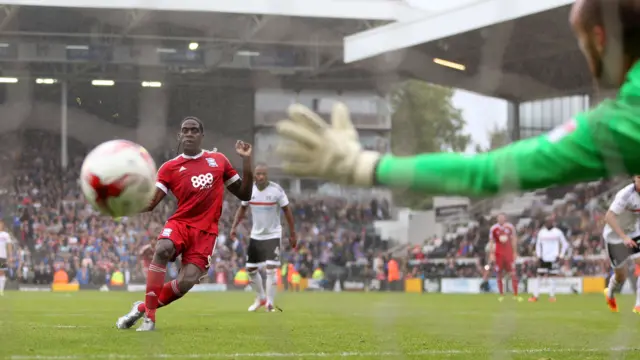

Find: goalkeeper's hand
<box><xmin>275</xmin><ymin>102</ymin><xmax>381</xmax><ymax>187</ymax></box>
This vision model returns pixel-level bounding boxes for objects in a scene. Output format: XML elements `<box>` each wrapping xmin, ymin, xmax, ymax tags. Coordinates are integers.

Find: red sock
<box><xmin>511</xmin><ymin>274</ymin><xmax>519</xmax><ymax>296</ymax></box>
<box><xmin>138</xmin><ymin>279</ymin><xmax>182</xmax><ymax>313</ymax></box>
<box><xmin>144</xmin><ymin>263</ymin><xmax>166</xmax><ymax>322</ymax></box>
<box><xmin>158</xmin><ymin>279</ymin><xmax>183</xmax><ymax>307</ymax></box>
<box><xmin>497</xmin><ymin>273</ymin><xmax>504</xmax><ymax>295</ymax></box>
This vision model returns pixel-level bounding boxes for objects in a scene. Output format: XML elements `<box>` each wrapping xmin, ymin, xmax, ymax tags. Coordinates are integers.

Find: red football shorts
<box><xmin>495</xmin><ymin>253</ymin><xmax>514</xmax><ymax>272</ymax></box>
<box><xmin>157</xmin><ymin>220</ymin><xmax>217</xmax><ymax>271</ymax></box>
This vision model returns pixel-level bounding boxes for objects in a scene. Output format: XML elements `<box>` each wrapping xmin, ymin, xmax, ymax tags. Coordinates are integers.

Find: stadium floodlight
<box><xmin>35</xmin><ymin>78</ymin><xmax>58</xmax><ymax>84</ymax></box>
<box><xmin>92</xmin><ymin>79</ymin><xmax>115</xmax><ymax>86</ymax></box>
<box><xmin>0</xmin><ymin>77</ymin><xmax>18</xmax><ymax>83</ymax></box>
<box><xmin>433</xmin><ymin>58</ymin><xmax>465</xmax><ymax>71</ymax></box>
<box><xmin>156</xmin><ymin>48</ymin><xmax>177</xmax><ymax>53</ymax></box>
<box><xmin>66</xmin><ymin>45</ymin><xmax>90</xmax><ymax>50</ymax></box>
<box><xmin>188</xmin><ymin>42</ymin><xmax>199</xmax><ymax>51</ymax></box>
<box><xmin>141</xmin><ymin>81</ymin><xmax>162</xmax><ymax>88</ymax></box>
<box><xmin>236</xmin><ymin>50</ymin><xmax>260</xmax><ymax>57</ymax></box>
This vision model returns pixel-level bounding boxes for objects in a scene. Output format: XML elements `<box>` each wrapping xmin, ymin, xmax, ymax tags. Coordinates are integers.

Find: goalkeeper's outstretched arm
<box><xmin>276</xmin><ymin>95</ymin><xmax>640</xmax><ymax>195</ymax></box>
<box><xmin>373</xmin><ymin>99</ymin><xmax>640</xmax><ymax>196</ymax></box>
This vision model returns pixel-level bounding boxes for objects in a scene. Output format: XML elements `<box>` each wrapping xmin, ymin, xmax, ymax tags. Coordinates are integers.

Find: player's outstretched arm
<box><xmin>604</xmin><ymin>209</ymin><xmax>636</xmax><ymax>247</ymax></box>
<box><xmin>276</xmin><ymin>99</ymin><xmax>640</xmax><ymax>195</ymax></box>
<box><xmin>140</xmin><ymin>188</ymin><xmax>166</xmax><ymax>213</ymax></box>
<box><xmin>282</xmin><ymin>205</ymin><xmax>297</xmax><ymax>249</ymax></box>
<box><xmin>230</xmin><ymin>205</ymin><xmax>247</xmax><ymax>239</ymax></box>
<box><xmin>558</xmin><ymin>230</ymin><xmax>570</xmax><ymax>259</ymax></box>
<box><xmin>227</xmin><ymin>140</ymin><xmax>254</xmax><ymax>201</ymax></box>
<box><xmin>534</xmin><ymin>234</ymin><xmax>541</xmax><ymax>259</ymax></box>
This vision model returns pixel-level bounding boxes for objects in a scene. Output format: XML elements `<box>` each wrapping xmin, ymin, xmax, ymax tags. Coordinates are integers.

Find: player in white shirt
<box><xmin>0</xmin><ymin>220</ymin><xmax>13</xmax><ymax>296</ymax></box>
<box><xmin>528</xmin><ymin>216</ymin><xmax>569</xmax><ymax>303</ymax></box>
<box><xmin>230</xmin><ymin>164</ymin><xmax>296</xmax><ymax>312</ymax></box>
<box><xmin>603</xmin><ymin>177</ymin><xmax>640</xmax><ymax>313</ymax></box>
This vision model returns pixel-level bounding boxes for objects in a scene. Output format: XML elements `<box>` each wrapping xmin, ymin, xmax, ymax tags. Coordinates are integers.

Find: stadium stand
<box><xmin>0</xmin><ymin>129</ymin><xmax>390</xmax><ymax>288</ymax></box>
<box><xmin>405</xmin><ymin>179</ymin><xmax>620</xmax><ymax>282</ymax></box>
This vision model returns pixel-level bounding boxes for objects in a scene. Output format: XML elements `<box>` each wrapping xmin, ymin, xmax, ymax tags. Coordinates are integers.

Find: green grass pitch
<box><xmin>0</xmin><ymin>291</ymin><xmax>639</xmax><ymax>359</ymax></box>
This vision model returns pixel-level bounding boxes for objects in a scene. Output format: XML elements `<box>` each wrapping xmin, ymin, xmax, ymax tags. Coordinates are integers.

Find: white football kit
<box><xmin>603</xmin><ymin>183</ymin><xmax>640</xmax><ymax>268</ymax></box>
<box><xmin>0</xmin><ymin>231</ymin><xmax>11</xmax><ymax>269</ymax></box>
<box><xmin>241</xmin><ymin>181</ymin><xmax>289</xmax><ymax>267</ymax></box>
<box><xmin>535</xmin><ymin>227</ymin><xmax>569</xmax><ymax>275</ymax></box>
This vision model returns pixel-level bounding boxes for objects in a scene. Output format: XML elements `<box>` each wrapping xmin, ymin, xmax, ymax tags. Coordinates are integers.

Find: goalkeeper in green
<box><xmin>275</xmin><ymin>0</ymin><xmax>640</xmax><ymax>196</ymax></box>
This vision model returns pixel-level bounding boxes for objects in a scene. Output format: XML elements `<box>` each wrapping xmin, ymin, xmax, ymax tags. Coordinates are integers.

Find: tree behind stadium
<box><xmin>474</xmin><ymin>124</ymin><xmax>510</xmax><ymax>153</ymax></box>
<box><xmin>390</xmin><ymin>80</ymin><xmax>470</xmax><ymax>209</ymax></box>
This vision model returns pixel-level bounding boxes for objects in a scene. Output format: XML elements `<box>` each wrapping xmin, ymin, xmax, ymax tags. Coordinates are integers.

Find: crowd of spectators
<box><xmin>406</xmin><ymin>179</ymin><xmax>617</xmax><ymax>280</ymax></box>
<box><xmin>0</xmin><ymin>126</ymin><xmax>622</xmax><ymax>289</ymax></box>
<box><xmin>0</xmin><ymin>130</ymin><xmax>391</xmax><ymax>287</ymax></box>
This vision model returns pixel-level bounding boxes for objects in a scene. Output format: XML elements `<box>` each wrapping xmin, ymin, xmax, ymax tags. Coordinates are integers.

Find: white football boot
<box><xmin>136</xmin><ymin>316</ymin><xmax>156</xmax><ymax>332</ymax></box>
<box><xmin>116</xmin><ymin>301</ymin><xmax>144</xmax><ymax>329</ymax></box>
<box><xmin>248</xmin><ymin>297</ymin><xmax>267</xmax><ymax>312</ymax></box>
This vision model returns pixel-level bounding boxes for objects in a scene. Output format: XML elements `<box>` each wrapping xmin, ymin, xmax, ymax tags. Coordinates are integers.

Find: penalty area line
<box><xmin>8</xmin><ymin>347</ymin><xmax>640</xmax><ymax>359</ymax></box>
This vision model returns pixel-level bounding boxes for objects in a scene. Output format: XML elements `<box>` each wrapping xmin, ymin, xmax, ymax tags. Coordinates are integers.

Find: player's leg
<box><xmin>548</xmin><ymin>261</ymin><xmax>559</xmax><ymax>302</ymax></box>
<box><xmin>605</xmin><ymin>242</ymin><xmax>632</xmax><ymax>312</ymax></box>
<box><xmin>246</xmin><ymin>239</ymin><xmax>267</xmax><ymax>312</ymax></box>
<box><xmin>137</xmin><ymin>228</ymin><xmax>217</xmax><ymax>323</ymax></box>
<box><xmin>139</xmin><ymin>239</ymin><xmax>176</xmax><ymax>328</ymax></box>
<box><xmin>116</xmin><ymin>238</ymin><xmax>176</xmax><ymax>330</ymax></box>
<box><xmin>0</xmin><ymin>270</ymin><xmax>6</xmax><ymax>296</ymax></box>
<box><xmin>247</xmin><ymin>266</ymin><xmax>266</xmax><ymax>311</ymax></box>
<box><xmin>265</xmin><ymin>265</ymin><xmax>278</xmax><ymax>310</ymax></box>
<box><xmin>263</xmin><ymin>238</ymin><xmax>282</xmax><ymax>311</ymax></box>
<box><xmin>136</xmin><ymin>263</ymin><xmax>202</xmax><ymax>317</ymax></box>
<box><xmin>496</xmin><ymin>258</ymin><xmax>505</xmax><ymax>301</ymax></box>
<box><xmin>606</xmin><ymin>268</ymin><xmax>626</xmax><ymax>312</ymax></box>
<box><xmin>631</xmin><ymin>258</ymin><xmax>640</xmax><ymax>313</ymax></box>
<box><xmin>157</xmin><ymin>275</ymin><xmax>183</xmax><ymax>309</ymax></box>
<box><xmin>174</xmin><ymin>263</ymin><xmax>204</xmax><ymax>293</ymax></box>
<box><xmin>117</xmin><ymin>223</ymin><xmax>184</xmax><ymax>330</ymax></box>
<box><xmin>169</xmin><ymin>229</ymin><xmax>219</xmax><ymax>296</ymax></box>
<box><xmin>0</xmin><ymin>258</ymin><xmax>7</xmax><ymax>296</ymax></box>
<box><xmin>496</xmin><ymin>259</ymin><xmax>505</xmax><ymax>300</ymax></box>
<box><xmin>506</xmin><ymin>258</ymin><xmax>521</xmax><ymax>301</ymax></box>
<box><xmin>529</xmin><ymin>261</ymin><xmax>547</xmax><ymax>302</ymax></box>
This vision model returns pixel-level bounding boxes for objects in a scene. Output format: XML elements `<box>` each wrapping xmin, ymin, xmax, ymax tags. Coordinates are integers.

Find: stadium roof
<box><xmin>0</xmin><ymin>1</ymin><xmax>431</xmax><ymax>91</ymax></box>
<box><xmin>0</xmin><ymin>0</ymin><xmax>593</xmax><ymax>101</ymax></box>
<box><xmin>345</xmin><ymin>0</ymin><xmax>592</xmax><ymax>102</ymax></box>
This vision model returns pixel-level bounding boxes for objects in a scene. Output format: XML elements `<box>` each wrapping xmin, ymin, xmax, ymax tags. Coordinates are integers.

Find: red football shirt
<box><xmin>156</xmin><ymin>150</ymin><xmax>239</xmax><ymax>234</ymax></box>
<box><xmin>490</xmin><ymin>222</ymin><xmax>516</xmax><ymax>255</ymax></box>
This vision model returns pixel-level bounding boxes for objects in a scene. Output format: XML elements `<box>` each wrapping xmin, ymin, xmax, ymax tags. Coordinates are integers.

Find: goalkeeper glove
<box><xmin>276</xmin><ymin>102</ymin><xmax>380</xmax><ymax>187</ymax></box>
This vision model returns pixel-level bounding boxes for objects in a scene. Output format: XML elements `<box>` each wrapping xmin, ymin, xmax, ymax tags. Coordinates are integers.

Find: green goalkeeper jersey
<box><xmin>375</xmin><ymin>61</ymin><xmax>640</xmax><ymax>196</ymax></box>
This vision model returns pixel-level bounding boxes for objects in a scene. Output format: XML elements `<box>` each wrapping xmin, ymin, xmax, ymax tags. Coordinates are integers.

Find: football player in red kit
<box><xmin>116</xmin><ymin>117</ymin><xmax>253</xmax><ymax>331</ymax></box>
<box><xmin>489</xmin><ymin>213</ymin><xmax>522</xmax><ymax>302</ymax></box>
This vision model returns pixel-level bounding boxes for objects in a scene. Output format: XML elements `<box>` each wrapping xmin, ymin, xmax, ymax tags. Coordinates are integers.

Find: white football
<box><xmin>80</xmin><ymin>139</ymin><xmax>157</xmax><ymax>217</ymax></box>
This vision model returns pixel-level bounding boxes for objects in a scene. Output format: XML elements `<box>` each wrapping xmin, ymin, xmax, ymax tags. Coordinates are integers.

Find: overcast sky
<box><xmin>452</xmin><ymin>90</ymin><xmax>508</xmax><ymax>152</ymax></box>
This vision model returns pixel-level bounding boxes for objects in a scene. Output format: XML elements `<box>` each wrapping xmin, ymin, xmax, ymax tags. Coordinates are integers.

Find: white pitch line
<box><xmin>52</xmin><ymin>325</ymin><xmax>91</xmax><ymax>329</ymax></box>
<box><xmin>8</xmin><ymin>347</ymin><xmax>639</xmax><ymax>359</ymax></box>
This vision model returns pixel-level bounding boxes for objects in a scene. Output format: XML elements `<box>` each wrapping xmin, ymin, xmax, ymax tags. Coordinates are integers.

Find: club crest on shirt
<box><xmin>206</xmin><ymin>158</ymin><xmax>218</xmax><ymax>168</ymax></box>
<box><xmin>547</xmin><ymin>118</ymin><xmax>577</xmax><ymax>143</ymax></box>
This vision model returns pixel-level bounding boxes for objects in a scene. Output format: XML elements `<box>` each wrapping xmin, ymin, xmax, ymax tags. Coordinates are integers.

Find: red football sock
<box><xmin>158</xmin><ymin>279</ymin><xmax>183</xmax><ymax>307</ymax></box>
<box><xmin>511</xmin><ymin>274</ymin><xmax>519</xmax><ymax>296</ymax></box>
<box><xmin>497</xmin><ymin>273</ymin><xmax>504</xmax><ymax>295</ymax></box>
<box><xmin>137</xmin><ymin>279</ymin><xmax>182</xmax><ymax>313</ymax></box>
<box><xmin>144</xmin><ymin>263</ymin><xmax>166</xmax><ymax>322</ymax></box>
